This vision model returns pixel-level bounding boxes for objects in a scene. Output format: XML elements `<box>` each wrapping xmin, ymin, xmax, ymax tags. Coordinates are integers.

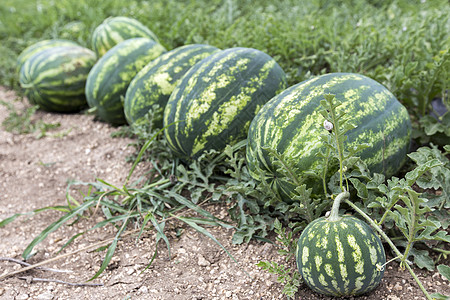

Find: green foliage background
<box><xmin>1</xmin><ymin>0</ymin><xmax>449</xmax><ymax>120</ymax></box>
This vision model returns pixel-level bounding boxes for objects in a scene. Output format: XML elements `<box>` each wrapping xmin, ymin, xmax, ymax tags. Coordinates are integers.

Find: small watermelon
<box><xmin>296</xmin><ymin>214</ymin><xmax>386</xmax><ymax>296</ymax></box>
<box><xmin>246</xmin><ymin>73</ymin><xmax>412</xmax><ymax>199</ymax></box>
<box><xmin>16</xmin><ymin>39</ymin><xmax>80</xmax><ymax>73</ymax></box>
<box><xmin>85</xmin><ymin>37</ymin><xmax>166</xmax><ymax>125</ymax></box>
<box><xmin>124</xmin><ymin>44</ymin><xmax>220</xmax><ymax>128</ymax></box>
<box><xmin>296</xmin><ymin>191</ymin><xmax>386</xmax><ymax>297</ymax></box>
<box><xmin>91</xmin><ymin>16</ymin><xmax>159</xmax><ymax>57</ymax></box>
<box><xmin>19</xmin><ymin>45</ymin><xmax>96</xmax><ymax>112</ymax></box>
<box><xmin>163</xmin><ymin>47</ymin><xmax>287</xmax><ymax>160</ymax></box>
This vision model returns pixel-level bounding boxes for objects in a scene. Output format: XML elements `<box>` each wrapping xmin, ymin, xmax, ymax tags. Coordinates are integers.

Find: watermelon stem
<box><xmin>343</xmin><ymin>199</ymin><xmax>434</xmax><ymax>300</ymax></box>
<box><xmin>321</xmin><ymin>94</ymin><xmax>348</xmax><ymax>193</ymax></box>
<box><xmin>327</xmin><ymin>190</ymin><xmax>349</xmax><ymax>222</ymax></box>
<box><xmin>322</xmin><ymin>147</ymin><xmax>331</xmax><ymax>196</ymax></box>
<box><xmin>377</xmin><ymin>255</ymin><xmax>401</xmax><ymax>271</ymax></box>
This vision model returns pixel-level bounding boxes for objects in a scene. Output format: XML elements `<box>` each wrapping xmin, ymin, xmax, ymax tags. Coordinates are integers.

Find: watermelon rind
<box><xmin>16</xmin><ymin>39</ymin><xmax>80</xmax><ymax>73</ymax></box>
<box><xmin>163</xmin><ymin>47</ymin><xmax>287</xmax><ymax>161</ymax></box>
<box><xmin>296</xmin><ymin>215</ymin><xmax>386</xmax><ymax>297</ymax></box>
<box><xmin>124</xmin><ymin>44</ymin><xmax>220</xmax><ymax>128</ymax></box>
<box><xmin>19</xmin><ymin>45</ymin><xmax>96</xmax><ymax>112</ymax></box>
<box><xmin>91</xmin><ymin>16</ymin><xmax>159</xmax><ymax>57</ymax></box>
<box><xmin>246</xmin><ymin>72</ymin><xmax>412</xmax><ymax>199</ymax></box>
<box><xmin>85</xmin><ymin>37</ymin><xmax>166</xmax><ymax>125</ymax></box>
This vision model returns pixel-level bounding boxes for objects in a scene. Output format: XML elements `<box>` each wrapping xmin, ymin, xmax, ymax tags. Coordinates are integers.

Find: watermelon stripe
<box><xmin>16</xmin><ymin>39</ymin><xmax>80</xmax><ymax>73</ymax></box>
<box><xmin>296</xmin><ymin>216</ymin><xmax>386</xmax><ymax>297</ymax></box>
<box><xmin>164</xmin><ymin>47</ymin><xmax>287</xmax><ymax>160</ymax></box>
<box><xmin>92</xmin><ymin>16</ymin><xmax>159</xmax><ymax>57</ymax></box>
<box><xmin>19</xmin><ymin>45</ymin><xmax>96</xmax><ymax>112</ymax></box>
<box><xmin>124</xmin><ymin>44</ymin><xmax>220</xmax><ymax>127</ymax></box>
<box><xmin>85</xmin><ymin>37</ymin><xmax>166</xmax><ymax>125</ymax></box>
<box><xmin>247</xmin><ymin>72</ymin><xmax>412</xmax><ymax>199</ymax></box>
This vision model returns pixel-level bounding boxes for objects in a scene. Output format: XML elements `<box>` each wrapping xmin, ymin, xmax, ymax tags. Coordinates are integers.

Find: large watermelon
<box><xmin>16</xmin><ymin>39</ymin><xmax>80</xmax><ymax>73</ymax></box>
<box><xmin>19</xmin><ymin>45</ymin><xmax>96</xmax><ymax>112</ymax></box>
<box><xmin>163</xmin><ymin>47</ymin><xmax>287</xmax><ymax>160</ymax></box>
<box><xmin>85</xmin><ymin>37</ymin><xmax>166</xmax><ymax>125</ymax></box>
<box><xmin>91</xmin><ymin>16</ymin><xmax>159</xmax><ymax>57</ymax></box>
<box><xmin>246</xmin><ymin>73</ymin><xmax>412</xmax><ymax>199</ymax></box>
<box><xmin>124</xmin><ymin>44</ymin><xmax>220</xmax><ymax>128</ymax></box>
<box><xmin>296</xmin><ymin>214</ymin><xmax>386</xmax><ymax>296</ymax></box>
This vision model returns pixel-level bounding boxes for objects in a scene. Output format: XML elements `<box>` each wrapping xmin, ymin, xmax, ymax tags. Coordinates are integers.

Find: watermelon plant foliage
<box><xmin>255</xmin><ymin>94</ymin><xmax>449</xmax><ymax>299</ymax></box>
<box><xmin>0</xmin><ymin>0</ymin><xmax>449</xmax><ymax>297</ymax></box>
<box><xmin>1</xmin><ymin>0</ymin><xmax>448</xmax><ymax>124</ymax></box>
<box><xmin>0</xmin><ymin>100</ymin><xmax>61</xmax><ymax>138</ymax></box>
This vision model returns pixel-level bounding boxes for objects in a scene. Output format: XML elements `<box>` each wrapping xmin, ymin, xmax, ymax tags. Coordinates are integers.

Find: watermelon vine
<box><xmin>1</xmin><ymin>2</ymin><xmax>449</xmax><ymax>298</ymax></box>
<box><xmin>310</xmin><ymin>94</ymin><xmax>440</xmax><ymax>299</ymax></box>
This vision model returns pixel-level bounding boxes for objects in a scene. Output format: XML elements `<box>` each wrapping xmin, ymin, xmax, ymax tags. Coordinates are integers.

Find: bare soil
<box><xmin>0</xmin><ymin>86</ymin><xmax>448</xmax><ymax>300</ymax></box>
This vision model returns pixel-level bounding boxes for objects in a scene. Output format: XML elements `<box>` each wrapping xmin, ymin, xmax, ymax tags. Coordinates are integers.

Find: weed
<box><xmin>0</xmin><ymin>99</ymin><xmax>60</xmax><ymax>137</ymax></box>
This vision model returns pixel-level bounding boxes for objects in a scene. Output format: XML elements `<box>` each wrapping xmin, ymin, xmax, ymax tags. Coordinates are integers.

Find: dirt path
<box><xmin>0</xmin><ymin>87</ymin><xmax>448</xmax><ymax>299</ymax></box>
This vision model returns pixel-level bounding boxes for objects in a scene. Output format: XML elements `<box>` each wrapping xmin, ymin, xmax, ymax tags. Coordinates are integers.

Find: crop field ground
<box><xmin>0</xmin><ymin>0</ymin><xmax>449</xmax><ymax>299</ymax></box>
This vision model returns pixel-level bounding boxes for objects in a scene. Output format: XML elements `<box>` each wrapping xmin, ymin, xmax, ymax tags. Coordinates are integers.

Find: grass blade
<box><xmin>95</xmin><ymin>178</ymin><xmax>124</xmax><ymax>193</ymax></box>
<box><xmin>91</xmin><ymin>212</ymin><xmax>140</xmax><ymax>230</ymax></box>
<box><xmin>57</xmin><ymin>231</ymin><xmax>86</xmax><ymax>254</ymax></box>
<box><xmin>126</xmin><ymin>122</ymin><xmax>179</xmax><ymax>184</ymax></box>
<box><xmin>0</xmin><ymin>213</ymin><xmax>29</xmax><ymax>227</ymax></box>
<box><xmin>136</xmin><ymin>211</ymin><xmax>154</xmax><ymax>240</ymax></box>
<box><xmin>178</xmin><ymin>216</ymin><xmax>234</xmax><ymax>228</ymax></box>
<box><xmin>176</xmin><ymin>215</ymin><xmax>246</xmax><ymax>276</ymax></box>
<box><xmin>167</xmin><ymin>191</ymin><xmax>232</xmax><ymax>227</ymax></box>
<box><xmin>22</xmin><ymin>199</ymin><xmax>96</xmax><ymax>260</ymax></box>
<box><xmin>0</xmin><ymin>205</ymin><xmax>75</xmax><ymax>228</ymax></box>
<box><xmin>149</xmin><ymin>214</ymin><xmax>171</xmax><ymax>258</ymax></box>
<box><xmin>99</xmin><ymin>199</ymin><xmax>132</xmax><ymax>214</ymax></box>
<box><xmin>141</xmin><ymin>241</ymin><xmax>159</xmax><ymax>273</ymax></box>
<box><xmin>88</xmin><ymin>216</ymin><xmax>130</xmax><ymax>281</ymax></box>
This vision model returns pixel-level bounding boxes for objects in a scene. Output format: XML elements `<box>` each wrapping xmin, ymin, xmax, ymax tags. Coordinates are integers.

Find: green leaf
<box><xmin>430</xmin><ymin>293</ymin><xmax>450</xmax><ymax>300</ymax></box>
<box><xmin>57</xmin><ymin>231</ymin><xmax>85</xmax><ymax>254</ymax></box>
<box><xmin>126</xmin><ymin>124</ymin><xmax>171</xmax><ymax>184</ymax></box>
<box><xmin>91</xmin><ymin>212</ymin><xmax>140</xmax><ymax>230</ymax></box>
<box><xmin>89</xmin><ymin>216</ymin><xmax>130</xmax><ymax>281</ymax></box>
<box><xmin>22</xmin><ymin>199</ymin><xmax>97</xmax><ymax>260</ymax></box>
<box><xmin>349</xmin><ymin>178</ymin><xmax>368</xmax><ymax>199</ymax></box>
<box><xmin>437</xmin><ymin>264</ymin><xmax>450</xmax><ymax>281</ymax></box>
<box><xmin>149</xmin><ymin>214</ymin><xmax>171</xmax><ymax>258</ymax></box>
<box><xmin>166</xmin><ymin>191</ymin><xmax>232</xmax><ymax>228</ymax></box>
<box><xmin>0</xmin><ymin>213</ymin><xmax>28</xmax><ymax>227</ymax></box>
<box><xmin>404</xmin><ymin>159</ymin><xmax>443</xmax><ymax>186</ymax></box>
<box><xmin>176</xmin><ymin>215</ymin><xmax>245</xmax><ymax>276</ymax></box>
<box><xmin>408</xmin><ymin>247</ymin><xmax>435</xmax><ymax>271</ymax></box>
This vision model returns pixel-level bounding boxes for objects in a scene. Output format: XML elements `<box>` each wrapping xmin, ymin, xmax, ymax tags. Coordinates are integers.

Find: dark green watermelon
<box><xmin>124</xmin><ymin>44</ymin><xmax>220</xmax><ymax>128</ymax></box>
<box><xmin>163</xmin><ymin>47</ymin><xmax>287</xmax><ymax>160</ymax></box>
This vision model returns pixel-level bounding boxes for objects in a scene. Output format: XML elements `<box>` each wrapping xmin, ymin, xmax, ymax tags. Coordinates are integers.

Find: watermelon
<box><xmin>91</xmin><ymin>16</ymin><xmax>159</xmax><ymax>57</ymax></box>
<box><xmin>296</xmin><ymin>191</ymin><xmax>386</xmax><ymax>297</ymax></box>
<box><xmin>296</xmin><ymin>213</ymin><xmax>386</xmax><ymax>296</ymax></box>
<box><xmin>124</xmin><ymin>44</ymin><xmax>220</xmax><ymax>128</ymax></box>
<box><xmin>16</xmin><ymin>39</ymin><xmax>80</xmax><ymax>73</ymax></box>
<box><xmin>19</xmin><ymin>45</ymin><xmax>96</xmax><ymax>112</ymax></box>
<box><xmin>163</xmin><ymin>47</ymin><xmax>287</xmax><ymax>160</ymax></box>
<box><xmin>85</xmin><ymin>37</ymin><xmax>166</xmax><ymax>125</ymax></box>
<box><xmin>246</xmin><ymin>73</ymin><xmax>412</xmax><ymax>199</ymax></box>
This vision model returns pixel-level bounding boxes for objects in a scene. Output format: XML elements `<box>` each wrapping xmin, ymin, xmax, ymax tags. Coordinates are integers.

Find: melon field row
<box><xmin>0</xmin><ymin>1</ymin><xmax>449</xmax><ymax>299</ymax></box>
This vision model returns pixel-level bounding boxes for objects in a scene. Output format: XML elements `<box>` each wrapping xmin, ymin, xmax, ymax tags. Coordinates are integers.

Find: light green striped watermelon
<box><xmin>124</xmin><ymin>44</ymin><xmax>220</xmax><ymax>128</ymax></box>
<box><xmin>91</xmin><ymin>16</ymin><xmax>159</xmax><ymax>57</ymax></box>
<box><xmin>246</xmin><ymin>73</ymin><xmax>412</xmax><ymax>199</ymax></box>
<box><xmin>85</xmin><ymin>37</ymin><xmax>166</xmax><ymax>125</ymax></box>
<box><xmin>296</xmin><ymin>213</ymin><xmax>386</xmax><ymax>296</ymax></box>
<box><xmin>17</xmin><ymin>39</ymin><xmax>80</xmax><ymax>73</ymax></box>
<box><xmin>163</xmin><ymin>47</ymin><xmax>287</xmax><ymax>160</ymax></box>
<box><xmin>19</xmin><ymin>45</ymin><xmax>96</xmax><ymax>112</ymax></box>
